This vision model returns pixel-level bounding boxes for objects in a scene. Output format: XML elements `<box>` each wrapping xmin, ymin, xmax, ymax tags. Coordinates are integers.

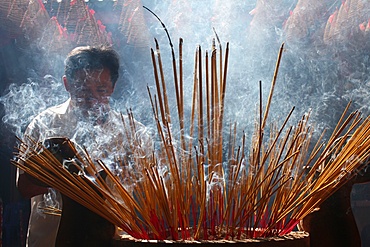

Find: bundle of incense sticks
<box><xmin>13</xmin><ymin>40</ymin><xmax>370</xmax><ymax>241</ymax></box>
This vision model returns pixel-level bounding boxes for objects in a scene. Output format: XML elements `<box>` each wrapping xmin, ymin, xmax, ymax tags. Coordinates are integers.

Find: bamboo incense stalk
<box><xmin>261</xmin><ymin>43</ymin><xmax>284</xmax><ymax>130</ymax></box>
<box><xmin>13</xmin><ymin>37</ymin><xmax>370</xmax><ymax>242</ymax></box>
<box><xmin>150</xmin><ymin>48</ymin><xmax>167</xmax><ymax>125</ymax></box>
<box><xmin>155</xmin><ymin>38</ymin><xmax>171</xmax><ymax>124</ymax></box>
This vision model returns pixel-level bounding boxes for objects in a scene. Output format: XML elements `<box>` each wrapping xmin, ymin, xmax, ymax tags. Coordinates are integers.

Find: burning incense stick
<box><xmin>13</xmin><ymin>40</ymin><xmax>370</xmax><ymax>241</ymax></box>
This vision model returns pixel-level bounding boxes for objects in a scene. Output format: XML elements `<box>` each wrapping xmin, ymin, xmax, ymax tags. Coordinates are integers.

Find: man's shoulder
<box><xmin>32</xmin><ymin>101</ymin><xmax>68</xmax><ymax>122</ymax></box>
<box><xmin>44</xmin><ymin>101</ymin><xmax>69</xmax><ymax>115</ymax></box>
<box><xmin>26</xmin><ymin>101</ymin><xmax>69</xmax><ymax>132</ymax></box>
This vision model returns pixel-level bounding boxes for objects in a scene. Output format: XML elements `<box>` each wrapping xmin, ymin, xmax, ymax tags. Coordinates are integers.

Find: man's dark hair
<box><xmin>64</xmin><ymin>46</ymin><xmax>120</xmax><ymax>86</ymax></box>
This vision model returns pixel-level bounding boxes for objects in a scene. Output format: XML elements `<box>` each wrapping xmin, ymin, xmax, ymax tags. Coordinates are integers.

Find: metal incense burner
<box><xmin>44</xmin><ymin>137</ymin><xmax>115</xmax><ymax>247</ymax></box>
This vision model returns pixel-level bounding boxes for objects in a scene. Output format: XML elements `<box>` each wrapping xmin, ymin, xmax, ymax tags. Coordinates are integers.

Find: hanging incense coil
<box><xmin>323</xmin><ymin>0</ymin><xmax>370</xmax><ymax>44</ymax></box>
<box><xmin>0</xmin><ymin>0</ymin><xmax>30</xmax><ymax>37</ymax></box>
<box><xmin>63</xmin><ymin>0</ymin><xmax>111</xmax><ymax>46</ymax></box>
<box><xmin>284</xmin><ymin>0</ymin><xmax>326</xmax><ymax>42</ymax></box>
<box><xmin>38</xmin><ymin>16</ymin><xmax>70</xmax><ymax>53</ymax></box>
<box><xmin>21</xmin><ymin>0</ymin><xmax>50</xmax><ymax>40</ymax></box>
<box><xmin>249</xmin><ymin>0</ymin><xmax>289</xmax><ymax>36</ymax></box>
<box><xmin>0</xmin><ymin>0</ymin><xmax>50</xmax><ymax>42</ymax></box>
<box><xmin>117</xmin><ymin>0</ymin><xmax>151</xmax><ymax>48</ymax></box>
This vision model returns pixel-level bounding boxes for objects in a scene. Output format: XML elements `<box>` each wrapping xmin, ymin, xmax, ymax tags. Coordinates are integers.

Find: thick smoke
<box><xmin>0</xmin><ymin>75</ymin><xmax>68</xmax><ymax>137</ymax></box>
<box><xmin>1</xmin><ymin>1</ymin><xmax>370</xmax><ymax>240</ymax></box>
<box><xmin>1</xmin><ymin>0</ymin><xmax>369</xmax><ymax>151</ymax></box>
<box><xmin>141</xmin><ymin>0</ymin><xmax>370</xmax><ymax>142</ymax></box>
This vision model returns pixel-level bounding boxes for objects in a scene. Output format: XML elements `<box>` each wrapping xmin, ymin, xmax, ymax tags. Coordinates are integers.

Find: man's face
<box><xmin>65</xmin><ymin>68</ymin><xmax>115</xmax><ymax>110</ymax></box>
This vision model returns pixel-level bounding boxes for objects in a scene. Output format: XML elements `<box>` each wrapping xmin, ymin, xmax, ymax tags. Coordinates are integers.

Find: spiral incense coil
<box><xmin>20</xmin><ymin>0</ymin><xmax>50</xmax><ymax>40</ymax></box>
<box><xmin>324</xmin><ymin>0</ymin><xmax>370</xmax><ymax>43</ymax></box>
<box><xmin>284</xmin><ymin>0</ymin><xmax>326</xmax><ymax>42</ymax></box>
<box><xmin>118</xmin><ymin>0</ymin><xmax>151</xmax><ymax>48</ymax></box>
<box><xmin>38</xmin><ymin>17</ymin><xmax>70</xmax><ymax>53</ymax></box>
<box><xmin>0</xmin><ymin>0</ymin><xmax>31</xmax><ymax>37</ymax></box>
<box><xmin>63</xmin><ymin>0</ymin><xmax>110</xmax><ymax>45</ymax></box>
